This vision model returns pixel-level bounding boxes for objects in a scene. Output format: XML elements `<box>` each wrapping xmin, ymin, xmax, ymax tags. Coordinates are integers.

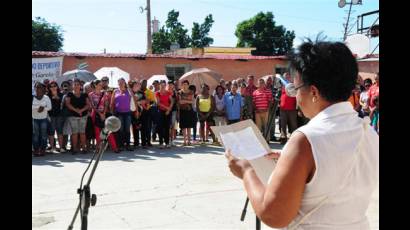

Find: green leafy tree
<box><xmin>32</xmin><ymin>17</ymin><xmax>64</xmax><ymax>51</ymax></box>
<box><xmin>152</xmin><ymin>10</ymin><xmax>214</xmax><ymax>53</ymax></box>
<box><xmin>235</xmin><ymin>12</ymin><xmax>295</xmax><ymax>55</ymax></box>
<box><xmin>191</xmin><ymin>15</ymin><xmax>214</xmax><ymax>48</ymax></box>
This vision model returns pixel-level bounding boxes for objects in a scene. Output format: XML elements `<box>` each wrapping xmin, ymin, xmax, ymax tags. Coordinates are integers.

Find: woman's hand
<box><xmin>225</xmin><ymin>149</ymin><xmax>253</xmax><ymax>179</ymax></box>
<box><xmin>264</xmin><ymin>151</ymin><xmax>281</xmax><ymax>160</ymax></box>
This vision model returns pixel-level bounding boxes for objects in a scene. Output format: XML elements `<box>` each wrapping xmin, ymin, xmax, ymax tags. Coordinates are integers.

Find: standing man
<box><xmin>224</xmin><ymin>82</ymin><xmax>243</xmax><ymax>124</ymax></box>
<box><xmin>141</xmin><ymin>79</ymin><xmax>156</xmax><ymax>147</ymax></box>
<box><xmin>244</xmin><ymin>75</ymin><xmax>257</xmax><ymax>121</ymax></box>
<box><xmin>279</xmin><ymin>72</ymin><xmax>297</xmax><ymax>144</ymax></box>
<box><xmin>252</xmin><ymin>78</ymin><xmax>273</xmax><ymax>142</ymax></box>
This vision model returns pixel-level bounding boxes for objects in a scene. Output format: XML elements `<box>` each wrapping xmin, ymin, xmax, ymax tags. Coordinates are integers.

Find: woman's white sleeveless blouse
<box><xmin>276</xmin><ymin>102</ymin><xmax>379</xmax><ymax>230</ymax></box>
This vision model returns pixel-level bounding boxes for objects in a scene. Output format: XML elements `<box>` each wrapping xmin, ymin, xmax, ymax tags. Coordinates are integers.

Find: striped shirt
<box><xmin>252</xmin><ymin>89</ymin><xmax>272</xmax><ymax>110</ymax></box>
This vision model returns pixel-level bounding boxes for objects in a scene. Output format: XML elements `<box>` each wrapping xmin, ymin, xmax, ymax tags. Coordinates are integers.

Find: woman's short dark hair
<box><xmin>188</xmin><ymin>85</ymin><xmax>196</xmax><ymax>92</ymax></box>
<box><xmin>215</xmin><ymin>85</ymin><xmax>224</xmax><ymax>93</ymax></box>
<box><xmin>288</xmin><ymin>41</ymin><xmax>358</xmax><ymax>102</ymax></box>
<box><xmin>73</xmin><ymin>79</ymin><xmax>81</xmax><ymax>84</ymax></box>
<box><xmin>181</xmin><ymin>80</ymin><xmax>189</xmax><ymax>85</ymax></box>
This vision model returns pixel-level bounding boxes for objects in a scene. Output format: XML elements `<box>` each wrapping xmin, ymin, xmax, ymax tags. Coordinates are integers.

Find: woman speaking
<box><xmin>226</xmin><ymin>40</ymin><xmax>379</xmax><ymax>229</ymax></box>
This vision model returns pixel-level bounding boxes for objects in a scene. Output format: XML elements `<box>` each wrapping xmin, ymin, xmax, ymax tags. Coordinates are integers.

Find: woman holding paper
<box><xmin>226</xmin><ymin>40</ymin><xmax>379</xmax><ymax>229</ymax></box>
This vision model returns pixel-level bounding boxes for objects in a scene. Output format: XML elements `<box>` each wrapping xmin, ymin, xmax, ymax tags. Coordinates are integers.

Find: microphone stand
<box><xmin>240</xmin><ymin>87</ymin><xmax>280</xmax><ymax>230</ymax></box>
<box><xmin>67</xmin><ymin>134</ymin><xmax>110</xmax><ymax>230</ymax></box>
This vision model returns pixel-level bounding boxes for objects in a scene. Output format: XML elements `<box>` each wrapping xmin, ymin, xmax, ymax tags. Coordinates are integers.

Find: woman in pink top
<box><xmin>89</xmin><ymin>80</ymin><xmax>119</xmax><ymax>153</ymax></box>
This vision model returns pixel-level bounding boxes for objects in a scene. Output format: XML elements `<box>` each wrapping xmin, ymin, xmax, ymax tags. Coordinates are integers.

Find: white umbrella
<box><xmin>179</xmin><ymin>68</ymin><xmax>222</xmax><ymax>92</ymax></box>
<box><xmin>94</xmin><ymin>67</ymin><xmax>130</xmax><ymax>88</ymax></box>
<box><xmin>58</xmin><ymin>69</ymin><xmax>97</xmax><ymax>86</ymax></box>
<box><xmin>147</xmin><ymin>75</ymin><xmax>168</xmax><ymax>87</ymax></box>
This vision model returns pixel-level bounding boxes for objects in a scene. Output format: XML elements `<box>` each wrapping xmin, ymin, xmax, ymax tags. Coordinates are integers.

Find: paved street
<box><xmin>33</xmin><ymin>138</ymin><xmax>379</xmax><ymax>230</ymax></box>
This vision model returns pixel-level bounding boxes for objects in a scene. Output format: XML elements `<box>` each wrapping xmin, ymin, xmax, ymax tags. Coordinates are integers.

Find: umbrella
<box><xmin>94</xmin><ymin>67</ymin><xmax>130</xmax><ymax>88</ymax></box>
<box><xmin>147</xmin><ymin>75</ymin><xmax>169</xmax><ymax>87</ymax></box>
<box><xmin>58</xmin><ymin>69</ymin><xmax>97</xmax><ymax>86</ymax></box>
<box><xmin>179</xmin><ymin>68</ymin><xmax>222</xmax><ymax>92</ymax></box>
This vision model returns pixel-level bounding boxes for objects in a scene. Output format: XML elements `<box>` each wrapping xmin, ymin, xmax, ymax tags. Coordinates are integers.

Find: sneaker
<box><xmin>166</xmin><ymin>144</ymin><xmax>171</xmax><ymax>149</ymax></box>
<box><xmin>114</xmin><ymin>149</ymin><xmax>121</xmax><ymax>154</ymax></box>
<box><xmin>60</xmin><ymin>148</ymin><xmax>67</xmax><ymax>153</ymax></box>
<box><xmin>51</xmin><ymin>148</ymin><xmax>60</xmax><ymax>154</ymax></box>
<box><xmin>171</xmin><ymin>141</ymin><xmax>176</xmax><ymax>146</ymax></box>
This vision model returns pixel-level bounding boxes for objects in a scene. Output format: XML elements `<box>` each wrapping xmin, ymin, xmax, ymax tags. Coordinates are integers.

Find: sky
<box><xmin>32</xmin><ymin>0</ymin><xmax>379</xmax><ymax>54</ymax></box>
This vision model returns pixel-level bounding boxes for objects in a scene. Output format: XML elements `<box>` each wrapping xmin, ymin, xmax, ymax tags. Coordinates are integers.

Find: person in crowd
<box><xmin>370</xmin><ymin>95</ymin><xmax>379</xmax><ymax>134</ymax></box>
<box><xmin>240</xmin><ymin>83</ymin><xmax>252</xmax><ymax>120</ymax></box>
<box><xmin>189</xmin><ymin>85</ymin><xmax>199</xmax><ymax>143</ymax></box>
<box><xmin>348</xmin><ymin>79</ymin><xmax>361</xmax><ymax>115</ymax></box>
<box><xmin>167</xmin><ymin>80</ymin><xmax>178</xmax><ymax>146</ymax></box>
<box><xmin>226</xmin><ymin>81</ymin><xmax>232</xmax><ymax>92</ymax></box>
<box><xmin>65</xmin><ymin>79</ymin><xmax>91</xmax><ymax>154</ymax></box>
<box><xmin>84</xmin><ymin>82</ymin><xmax>96</xmax><ymax>151</ymax></box>
<box><xmin>60</xmin><ymin>81</ymin><xmax>72</xmax><ymax>152</ymax></box>
<box><xmin>151</xmin><ymin>80</ymin><xmax>161</xmax><ymax>142</ymax></box>
<box><xmin>245</xmin><ymin>75</ymin><xmax>257</xmax><ymax>120</ymax></box>
<box><xmin>359</xmin><ymin>78</ymin><xmax>373</xmax><ymax>117</ymax></box>
<box><xmin>178</xmin><ymin>80</ymin><xmax>195</xmax><ymax>146</ymax></box>
<box><xmin>265</xmin><ymin>76</ymin><xmax>279</xmax><ymax>141</ymax></box>
<box><xmin>225</xmin><ymin>41</ymin><xmax>378</xmax><ymax>229</ymax></box>
<box><xmin>214</xmin><ymin>85</ymin><xmax>227</xmax><ymax>126</ymax></box>
<box><xmin>253</xmin><ymin>78</ymin><xmax>273</xmax><ymax>141</ymax></box>
<box><xmin>46</xmin><ymin>81</ymin><xmax>65</xmax><ymax>154</ymax></box>
<box><xmin>224</xmin><ymin>82</ymin><xmax>243</xmax><ymax>125</ymax></box>
<box><xmin>140</xmin><ymin>79</ymin><xmax>155</xmax><ymax>147</ymax></box>
<box><xmin>43</xmin><ymin>79</ymin><xmax>50</xmax><ymax>94</ymax></box>
<box><xmin>279</xmin><ymin>72</ymin><xmax>298</xmax><ymax>144</ymax></box>
<box><xmin>110</xmin><ymin>78</ymin><xmax>133</xmax><ymax>151</ymax></box>
<box><xmin>156</xmin><ymin>80</ymin><xmax>173</xmax><ymax>149</ymax></box>
<box><xmin>196</xmin><ymin>84</ymin><xmax>216</xmax><ymax>144</ymax></box>
<box><xmin>101</xmin><ymin>76</ymin><xmax>109</xmax><ymax>91</ymax></box>
<box><xmin>33</xmin><ymin>82</ymin><xmax>52</xmax><ymax>156</ymax></box>
<box><xmin>367</xmin><ymin>72</ymin><xmax>379</xmax><ymax>110</ymax></box>
<box><xmin>89</xmin><ymin>80</ymin><xmax>119</xmax><ymax>153</ymax></box>
<box><xmin>129</xmin><ymin>80</ymin><xmax>143</xmax><ymax>149</ymax></box>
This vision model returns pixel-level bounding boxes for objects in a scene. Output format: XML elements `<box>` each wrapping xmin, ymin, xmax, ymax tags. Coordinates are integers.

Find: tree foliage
<box><xmin>32</xmin><ymin>17</ymin><xmax>64</xmax><ymax>51</ymax></box>
<box><xmin>235</xmin><ymin>12</ymin><xmax>295</xmax><ymax>55</ymax></box>
<box><xmin>152</xmin><ymin>10</ymin><xmax>214</xmax><ymax>54</ymax></box>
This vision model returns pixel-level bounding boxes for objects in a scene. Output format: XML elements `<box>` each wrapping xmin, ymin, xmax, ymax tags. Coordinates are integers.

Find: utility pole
<box><xmin>343</xmin><ymin>2</ymin><xmax>353</xmax><ymax>41</ymax></box>
<box><xmin>146</xmin><ymin>0</ymin><xmax>152</xmax><ymax>54</ymax></box>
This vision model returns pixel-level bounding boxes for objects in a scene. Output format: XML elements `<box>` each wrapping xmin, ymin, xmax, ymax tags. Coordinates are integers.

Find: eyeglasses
<box><xmin>102</xmin><ymin>79</ymin><xmax>108</xmax><ymax>82</ymax></box>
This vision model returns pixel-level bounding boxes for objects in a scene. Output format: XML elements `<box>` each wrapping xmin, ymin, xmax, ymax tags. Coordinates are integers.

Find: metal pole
<box><xmin>146</xmin><ymin>0</ymin><xmax>152</xmax><ymax>54</ymax></box>
<box><xmin>343</xmin><ymin>2</ymin><xmax>353</xmax><ymax>41</ymax></box>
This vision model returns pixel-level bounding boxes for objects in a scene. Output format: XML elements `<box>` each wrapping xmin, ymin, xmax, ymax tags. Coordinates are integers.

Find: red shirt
<box><xmin>245</xmin><ymin>84</ymin><xmax>257</xmax><ymax>96</ymax></box>
<box><xmin>280</xmin><ymin>87</ymin><xmax>296</xmax><ymax>111</ymax></box>
<box><xmin>156</xmin><ymin>91</ymin><xmax>171</xmax><ymax>111</ymax></box>
<box><xmin>367</xmin><ymin>84</ymin><xmax>379</xmax><ymax>109</ymax></box>
<box><xmin>252</xmin><ymin>89</ymin><xmax>272</xmax><ymax>110</ymax></box>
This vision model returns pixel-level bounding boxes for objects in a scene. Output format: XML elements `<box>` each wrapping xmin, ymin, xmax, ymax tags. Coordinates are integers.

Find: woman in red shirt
<box><xmin>155</xmin><ymin>80</ymin><xmax>174</xmax><ymax>149</ymax></box>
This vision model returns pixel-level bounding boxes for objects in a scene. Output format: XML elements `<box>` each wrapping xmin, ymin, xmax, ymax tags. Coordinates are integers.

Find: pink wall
<box><xmin>61</xmin><ymin>56</ymin><xmax>288</xmax><ymax>81</ymax></box>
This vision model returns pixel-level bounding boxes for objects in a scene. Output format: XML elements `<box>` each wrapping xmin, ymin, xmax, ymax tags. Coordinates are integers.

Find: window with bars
<box><xmin>165</xmin><ymin>64</ymin><xmax>191</xmax><ymax>81</ymax></box>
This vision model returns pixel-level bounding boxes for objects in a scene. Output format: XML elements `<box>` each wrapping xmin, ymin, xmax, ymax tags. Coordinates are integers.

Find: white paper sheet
<box><xmin>220</xmin><ymin>127</ymin><xmax>268</xmax><ymax>160</ymax></box>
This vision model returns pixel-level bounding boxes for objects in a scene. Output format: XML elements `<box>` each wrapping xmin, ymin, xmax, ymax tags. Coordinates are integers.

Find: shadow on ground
<box><xmin>32</xmin><ymin>141</ymin><xmax>284</xmax><ymax>167</ymax></box>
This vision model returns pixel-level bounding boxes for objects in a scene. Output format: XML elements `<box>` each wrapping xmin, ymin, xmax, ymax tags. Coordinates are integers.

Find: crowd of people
<box><xmin>32</xmin><ymin>71</ymin><xmax>379</xmax><ymax>156</ymax></box>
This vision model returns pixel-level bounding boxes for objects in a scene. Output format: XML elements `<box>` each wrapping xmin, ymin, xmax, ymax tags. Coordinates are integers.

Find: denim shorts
<box><xmin>48</xmin><ymin>116</ymin><xmax>66</xmax><ymax>136</ymax></box>
<box><xmin>68</xmin><ymin>116</ymin><xmax>88</xmax><ymax>134</ymax></box>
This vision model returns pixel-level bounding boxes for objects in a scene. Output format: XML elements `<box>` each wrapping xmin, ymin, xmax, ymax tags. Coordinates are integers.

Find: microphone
<box><xmin>276</xmin><ymin>74</ymin><xmax>297</xmax><ymax>97</ymax></box>
<box><xmin>100</xmin><ymin>116</ymin><xmax>121</xmax><ymax>140</ymax></box>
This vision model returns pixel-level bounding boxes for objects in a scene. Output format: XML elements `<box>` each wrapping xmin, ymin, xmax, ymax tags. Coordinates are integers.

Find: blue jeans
<box><xmin>33</xmin><ymin>118</ymin><xmax>48</xmax><ymax>150</ymax></box>
<box><xmin>115</xmin><ymin>112</ymin><xmax>132</xmax><ymax>147</ymax></box>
